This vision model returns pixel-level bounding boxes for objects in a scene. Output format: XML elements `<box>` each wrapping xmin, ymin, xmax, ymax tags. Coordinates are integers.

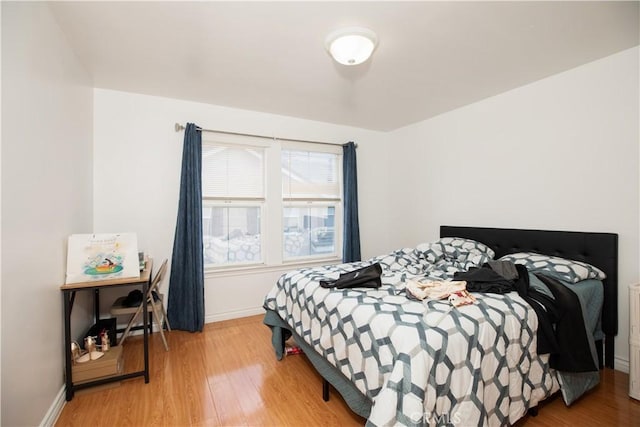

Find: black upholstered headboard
<box><xmin>440</xmin><ymin>225</ymin><xmax>618</xmax><ymax>368</ymax></box>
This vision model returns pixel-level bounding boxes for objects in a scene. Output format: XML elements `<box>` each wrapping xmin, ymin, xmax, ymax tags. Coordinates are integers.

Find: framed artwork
<box><xmin>65</xmin><ymin>233</ymin><xmax>140</xmax><ymax>284</ymax></box>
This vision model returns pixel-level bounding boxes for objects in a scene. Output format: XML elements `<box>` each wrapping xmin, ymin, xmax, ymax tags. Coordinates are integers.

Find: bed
<box><xmin>263</xmin><ymin>226</ymin><xmax>618</xmax><ymax>426</ymax></box>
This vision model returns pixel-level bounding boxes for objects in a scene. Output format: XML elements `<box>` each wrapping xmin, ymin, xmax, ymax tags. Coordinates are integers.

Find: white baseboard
<box><xmin>614</xmin><ymin>356</ymin><xmax>630</xmax><ymax>373</ymax></box>
<box><xmin>118</xmin><ymin>308</ymin><xmax>265</xmax><ymax>332</ymax></box>
<box><xmin>205</xmin><ymin>307</ymin><xmax>264</xmax><ymax>324</ymax></box>
<box><xmin>40</xmin><ymin>386</ymin><xmax>65</xmax><ymax>427</ymax></box>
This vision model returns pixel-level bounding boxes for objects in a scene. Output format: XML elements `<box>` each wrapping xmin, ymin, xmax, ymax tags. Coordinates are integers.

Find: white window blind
<box><xmin>202</xmin><ymin>143</ymin><xmax>264</xmax><ymax>199</ymax></box>
<box><xmin>281</xmin><ymin>150</ymin><xmax>340</xmax><ymax>200</ymax></box>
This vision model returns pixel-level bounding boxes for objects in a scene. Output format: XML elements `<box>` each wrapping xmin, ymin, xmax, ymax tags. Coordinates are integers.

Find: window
<box><xmin>282</xmin><ymin>149</ymin><xmax>341</xmax><ymax>261</ymax></box>
<box><xmin>202</xmin><ymin>137</ymin><xmax>342</xmax><ymax>269</ymax></box>
<box><xmin>202</xmin><ymin>142</ymin><xmax>265</xmax><ymax>267</ymax></box>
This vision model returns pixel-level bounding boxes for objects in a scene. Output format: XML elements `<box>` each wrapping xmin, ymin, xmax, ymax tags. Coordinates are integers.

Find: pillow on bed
<box><xmin>415</xmin><ymin>241</ymin><xmax>493</xmax><ymax>268</ymax></box>
<box><xmin>435</xmin><ymin>237</ymin><xmax>496</xmax><ymax>259</ymax></box>
<box><xmin>370</xmin><ymin>248</ymin><xmax>427</xmax><ymax>275</ymax></box>
<box><xmin>498</xmin><ymin>252</ymin><xmax>606</xmax><ymax>283</ymax></box>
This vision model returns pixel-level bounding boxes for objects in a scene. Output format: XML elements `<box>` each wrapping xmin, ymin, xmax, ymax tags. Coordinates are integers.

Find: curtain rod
<box><xmin>174</xmin><ymin>123</ymin><xmax>355</xmax><ymax>148</ymax></box>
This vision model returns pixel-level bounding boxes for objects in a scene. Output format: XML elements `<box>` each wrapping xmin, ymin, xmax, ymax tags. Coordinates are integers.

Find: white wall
<box><xmin>388</xmin><ymin>47</ymin><xmax>640</xmax><ymax>371</ymax></box>
<box><xmin>1</xmin><ymin>3</ymin><xmax>94</xmax><ymax>426</ymax></box>
<box><xmin>92</xmin><ymin>89</ymin><xmax>392</xmax><ymax>322</ymax></box>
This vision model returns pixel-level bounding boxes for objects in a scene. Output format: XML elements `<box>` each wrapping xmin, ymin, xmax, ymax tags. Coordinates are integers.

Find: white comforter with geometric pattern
<box><xmin>264</xmin><ymin>243</ymin><xmax>560</xmax><ymax>426</ymax></box>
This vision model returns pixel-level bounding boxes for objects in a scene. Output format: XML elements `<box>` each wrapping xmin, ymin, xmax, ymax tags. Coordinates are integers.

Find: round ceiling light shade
<box><xmin>325</xmin><ymin>27</ymin><xmax>378</xmax><ymax>66</ymax></box>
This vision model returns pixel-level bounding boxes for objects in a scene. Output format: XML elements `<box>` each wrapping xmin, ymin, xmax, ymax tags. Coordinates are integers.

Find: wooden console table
<box><xmin>60</xmin><ymin>259</ymin><xmax>153</xmax><ymax>400</ymax></box>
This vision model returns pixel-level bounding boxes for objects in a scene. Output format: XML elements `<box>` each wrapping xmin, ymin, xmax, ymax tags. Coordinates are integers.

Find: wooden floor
<box><xmin>56</xmin><ymin>315</ymin><xmax>640</xmax><ymax>426</ymax></box>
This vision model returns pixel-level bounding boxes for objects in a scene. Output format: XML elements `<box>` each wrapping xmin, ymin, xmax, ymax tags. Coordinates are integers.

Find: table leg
<box><xmin>143</xmin><ymin>280</ymin><xmax>149</xmax><ymax>383</ymax></box>
<box><xmin>94</xmin><ymin>289</ymin><xmax>100</xmax><ymax>324</ymax></box>
<box><xmin>63</xmin><ymin>291</ymin><xmax>74</xmax><ymax>401</ymax></box>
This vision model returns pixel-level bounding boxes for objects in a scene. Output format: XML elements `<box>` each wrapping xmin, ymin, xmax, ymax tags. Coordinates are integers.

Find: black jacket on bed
<box><xmin>454</xmin><ymin>262</ymin><xmax>597</xmax><ymax>373</ymax></box>
<box><xmin>536</xmin><ymin>274</ymin><xmax>598</xmax><ymax>372</ymax></box>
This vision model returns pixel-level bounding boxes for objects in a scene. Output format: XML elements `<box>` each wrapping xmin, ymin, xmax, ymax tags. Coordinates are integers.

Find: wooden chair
<box><xmin>110</xmin><ymin>259</ymin><xmax>171</xmax><ymax>351</ymax></box>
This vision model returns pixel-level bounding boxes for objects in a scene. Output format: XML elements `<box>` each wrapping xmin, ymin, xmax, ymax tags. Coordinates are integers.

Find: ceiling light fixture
<box><xmin>325</xmin><ymin>27</ymin><xmax>378</xmax><ymax>66</ymax></box>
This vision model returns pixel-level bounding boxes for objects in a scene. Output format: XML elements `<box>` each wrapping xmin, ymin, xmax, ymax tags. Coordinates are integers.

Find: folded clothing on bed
<box><xmin>404</xmin><ymin>279</ymin><xmax>467</xmax><ymax>300</ymax></box>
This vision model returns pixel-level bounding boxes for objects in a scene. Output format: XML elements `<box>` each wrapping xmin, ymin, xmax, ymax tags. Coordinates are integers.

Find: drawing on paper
<box><xmin>66</xmin><ymin>233</ymin><xmax>139</xmax><ymax>284</ymax></box>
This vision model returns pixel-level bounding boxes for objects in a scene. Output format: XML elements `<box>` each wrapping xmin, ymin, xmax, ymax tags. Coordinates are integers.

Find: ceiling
<box><xmin>49</xmin><ymin>1</ymin><xmax>639</xmax><ymax>132</ymax></box>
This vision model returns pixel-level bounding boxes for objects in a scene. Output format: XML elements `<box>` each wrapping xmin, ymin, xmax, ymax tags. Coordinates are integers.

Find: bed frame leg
<box><xmin>605</xmin><ymin>335</ymin><xmax>615</xmax><ymax>369</ymax></box>
<box><xmin>528</xmin><ymin>407</ymin><xmax>539</xmax><ymax>417</ymax></box>
<box><xmin>322</xmin><ymin>378</ymin><xmax>330</xmax><ymax>401</ymax></box>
